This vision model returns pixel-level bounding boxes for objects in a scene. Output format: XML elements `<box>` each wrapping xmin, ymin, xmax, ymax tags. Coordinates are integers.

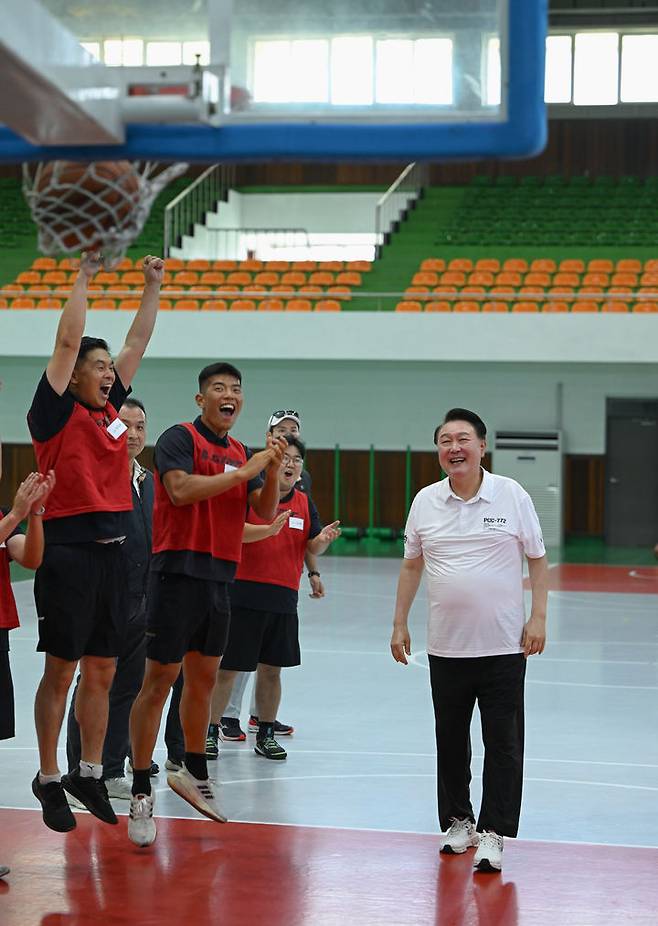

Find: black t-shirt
<box><xmin>152</xmin><ymin>416</ymin><xmax>263</xmax><ymax>582</ymax></box>
<box><xmin>27</xmin><ymin>371</ymin><xmax>131</xmax><ymax>544</ymax></box>
<box><xmin>297</xmin><ymin>468</ymin><xmax>312</xmax><ymax>495</ymax></box>
<box><xmin>229</xmin><ymin>488</ymin><xmax>323</xmax><ymax>614</ymax></box>
<box><xmin>1</xmin><ymin>508</ymin><xmax>24</xmax><ymax>652</ymax></box>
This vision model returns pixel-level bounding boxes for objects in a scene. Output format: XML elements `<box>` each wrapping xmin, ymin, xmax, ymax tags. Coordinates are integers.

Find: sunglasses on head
<box><xmin>272</xmin><ymin>410</ymin><xmax>299</xmax><ymax>419</ymax></box>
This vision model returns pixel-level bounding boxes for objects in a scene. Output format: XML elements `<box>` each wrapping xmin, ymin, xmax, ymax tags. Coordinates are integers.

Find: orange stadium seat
<box><xmin>114</xmin><ymin>259</ymin><xmax>133</xmax><ymax>271</ymax></box>
<box><xmin>187</xmin><ymin>259</ymin><xmax>210</xmax><ymax>271</ymax></box>
<box><xmin>26</xmin><ymin>285</ymin><xmax>50</xmax><ymax>295</ymax></box>
<box><xmin>254</xmin><ymin>272</ymin><xmax>279</xmax><ymax>286</ymax></box>
<box><xmin>553</xmin><ymin>273</ymin><xmax>580</xmax><ymax>287</ymax></box>
<box><xmin>571</xmin><ymin>301</ymin><xmax>600</xmax><ymax>313</ymax></box>
<box><xmin>201</xmin><ymin>300</ymin><xmax>228</xmax><ymax>311</ymax></box>
<box><xmin>200</xmin><ymin>272</ymin><xmax>225</xmax><ymax>286</ymax></box>
<box><xmin>461</xmin><ymin>285</ymin><xmax>485</xmax><ymax>296</ymax></box>
<box><xmin>298</xmin><ymin>284</ymin><xmax>322</xmax><ymax>295</ymax></box>
<box><xmin>468</xmin><ymin>271</ymin><xmax>494</xmax><ymax>286</ymax></box>
<box><xmin>173</xmin><ymin>271</ymin><xmax>199</xmax><ymax>286</ymax></box>
<box><xmin>292</xmin><ymin>261</ymin><xmax>317</xmax><ymax>272</ymax></box>
<box><xmin>548</xmin><ymin>285</ymin><xmax>576</xmax><ymax>298</ymax></box>
<box><xmin>238</xmin><ymin>259</ymin><xmax>263</xmax><ymax>272</ymax></box>
<box><xmin>633</xmin><ymin>301</ymin><xmax>658</xmax><ymax>312</ymax></box>
<box><xmin>420</xmin><ymin>258</ymin><xmax>446</xmax><ymax>272</ymax></box>
<box><xmin>601</xmin><ymin>301</ymin><xmax>629</xmax><ymax>312</ymax></box>
<box><xmin>96</xmin><ymin>272</ymin><xmax>119</xmax><ymax>286</ymax></box>
<box><xmin>264</xmin><ymin>261</ymin><xmax>289</xmax><ymax>273</ymax></box>
<box><xmin>559</xmin><ymin>259</ymin><xmax>584</xmax><ymax>273</ymax></box>
<box><xmin>227</xmin><ymin>272</ymin><xmax>252</xmax><ymax>285</ymax></box>
<box><xmin>281</xmin><ymin>271</ymin><xmax>306</xmax><ymax>286</ymax></box>
<box><xmin>173</xmin><ymin>299</ymin><xmax>200</xmax><ymax>311</ymax></box>
<box><xmin>57</xmin><ymin>258</ymin><xmax>77</xmax><ymax>270</ymax></box>
<box><xmin>163</xmin><ymin>258</ymin><xmax>184</xmax><ymax>271</ymax></box>
<box><xmin>474</xmin><ymin>258</ymin><xmax>500</xmax><ymax>273</ymax></box>
<box><xmin>0</xmin><ymin>298</ymin><xmax>7</xmax><ymax>309</ymax></box>
<box><xmin>17</xmin><ymin>271</ymin><xmax>41</xmax><ymax>285</ymax></box>
<box><xmin>519</xmin><ymin>286</ymin><xmax>543</xmax><ymax>299</ymax></box>
<box><xmin>502</xmin><ymin>258</ymin><xmax>528</xmax><ymax>272</ymax></box>
<box><xmin>121</xmin><ymin>272</ymin><xmax>144</xmax><ymax>286</ymax></box>
<box><xmin>271</xmin><ymin>284</ymin><xmax>296</xmax><ymax>294</ymax></box>
<box><xmin>582</xmin><ymin>273</ymin><xmax>609</xmax><ymax>286</ymax></box>
<box><xmin>314</xmin><ymin>299</ymin><xmax>341</xmax><ymax>311</ymax></box>
<box><xmin>406</xmin><ymin>287</ymin><xmax>431</xmax><ymax>298</ymax></box>
<box><xmin>285</xmin><ymin>299</ymin><xmax>312</xmax><ymax>311</ymax></box>
<box><xmin>37</xmin><ymin>297</ymin><xmax>63</xmax><ymax>309</ymax></box>
<box><xmin>530</xmin><ymin>259</ymin><xmax>557</xmax><ymax>273</ymax></box>
<box><xmin>345</xmin><ymin>260</ymin><xmax>371</xmax><ymax>273</ymax></box>
<box><xmin>309</xmin><ymin>272</ymin><xmax>334</xmax><ymax>285</ymax></box>
<box><xmin>640</xmin><ymin>272</ymin><xmax>658</xmax><ymax>284</ymax></box>
<box><xmin>90</xmin><ymin>298</ymin><xmax>116</xmax><ymax>309</ymax></box>
<box><xmin>587</xmin><ymin>259</ymin><xmax>613</xmax><ymax>273</ymax></box>
<box><xmin>610</xmin><ymin>273</ymin><xmax>637</xmax><ymax>287</ymax></box>
<box><xmin>424</xmin><ymin>301</ymin><xmax>452</xmax><ymax>312</ymax></box>
<box><xmin>542</xmin><ymin>301</ymin><xmax>569</xmax><ymax>313</ymax></box>
<box><xmin>327</xmin><ymin>285</ymin><xmax>351</xmax><ymax>300</ymax></box>
<box><xmin>644</xmin><ymin>259</ymin><xmax>658</xmax><ymax>272</ymax></box>
<box><xmin>495</xmin><ymin>272</ymin><xmax>521</xmax><ymax>286</ymax></box>
<box><xmin>448</xmin><ymin>258</ymin><xmax>473</xmax><ymax>272</ymax></box>
<box><xmin>412</xmin><ymin>272</ymin><xmax>438</xmax><ymax>286</ymax></box>
<box><xmin>489</xmin><ymin>285</ymin><xmax>514</xmax><ymax>296</ymax></box>
<box><xmin>395</xmin><ymin>300</ymin><xmax>422</xmax><ymax>312</ymax></box>
<box><xmin>318</xmin><ymin>261</ymin><xmax>343</xmax><ymax>272</ymax></box>
<box><xmin>159</xmin><ymin>300</ymin><xmax>173</xmax><ymax>310</ymax></box>
<box><xmin>453</xmin><ymin>301</ymin><xmax>480</xmax><ymax>312</ymax></box>
<box><xmin>432</xmin><ymin>284</ymin><xmax>457</xmax><ymax>298</ymax></box>
<box><xmin>336</xmin><ymin>272</ymin><xmax>361</xmax><ymax>286</ymax></box>
<box><xmin>10</xmin><ymin>297</ymin><xmax>36</xmax><ymax>309</ymax></box>
<box><xmin>258</xmin><ymin>299</ymin><xmax>285</xmax><ymax>311</ymax></box>
<box><xmin>615</xmin><ymin>259</ymin><xmax>641</xmax><ymax>273</ymax></box>
<box><xmin>42</xmin><ymin>271</ymin><xmax>67</xmax><ymax>285</ymax></box>
<box><xmin>229</xmin><ymin>299</ymin><xmax>256</xmax><ymax>311</ymax></box>
<box><xmin>213</xmin><ymin>260</ymin><xmax>237</xmax><ymax>271</ymax></box>
<box><xmin>32</xmin><ymin>257</ymin><xmax>57</xmax><ymax>270</ymax></box>
<box><xmin>512</xmin><ymin>301</ymin><xmax>540</xmax><ymax>312</ymax></box>
<box><xmin>441</xmin><ymin>271</ymin><xmax>466</xmax><ymax>286</ymax></box>
<box><xmin>524</xmin><ymin>272</ymin><xmax>551</xmax><ymax>287</ymax></box>
<box><xmin>482</xmin><ymin>301</ymin><xmax>509</xmax><ymax>312</ymax></box>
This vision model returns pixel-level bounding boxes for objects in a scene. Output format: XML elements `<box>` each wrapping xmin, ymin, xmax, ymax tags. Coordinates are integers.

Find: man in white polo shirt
<box><xmin>390</xmin><ymin>408</ymin><xmax>548</xmax><ymax>874</ymax></box>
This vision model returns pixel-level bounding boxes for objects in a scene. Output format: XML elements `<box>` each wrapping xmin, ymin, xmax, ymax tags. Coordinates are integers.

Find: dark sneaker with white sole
<box><xmin>61</xmin><ymin>770</ymin><xmax>118</xmax><ymax>825</ymax></box>
<box><xmin>254</xmin><ymin>736</ymin><xmax>287</xmax><ymax>760</ymax></box>
<box><xmin>32</xmin><ymin>775</ymin><xmax>76</xmax><ymax>832</ymax></box>
<box><xmin>249</xmin><ymin>715</ymin><xmax>294</xmax><ymax>736</ymax></box>
<box><xmin>220</xmin><ymin>717</ymin><xmax>246</xmax><ymax>741</ymax></box>
<box><xmin>205</xmin><ymin>723</ymin><xmax>220</xmax><ymax>759</ymax></box>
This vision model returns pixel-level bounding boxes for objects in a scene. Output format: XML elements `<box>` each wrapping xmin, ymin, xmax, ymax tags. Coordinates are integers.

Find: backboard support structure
<box><xmin>0</xmin><ymin>0</ymin><xmax>547</xmax><ymax>163</ymax></box>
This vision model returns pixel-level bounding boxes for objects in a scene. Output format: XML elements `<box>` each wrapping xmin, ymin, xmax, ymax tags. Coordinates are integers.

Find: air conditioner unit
<box><xmin>493</xmin><ymin>431</ymin><xmax>563</xmax><ymax>548</ymax></box>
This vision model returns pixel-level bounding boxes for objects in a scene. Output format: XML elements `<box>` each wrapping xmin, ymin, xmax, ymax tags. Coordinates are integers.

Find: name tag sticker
<box><xmin>289</xmin><ymin>516</ymin><xmax>304</xmax><ymax>530</ymax></box>
<box><xmin>107</xmin><ymin>418</ymin><xmax>127</xmax><ymax>440</ymax></box>
<box><xmin>224</xmin><ymin>463</ymin><xmax>237</xmax><ymax>473</ymax></box>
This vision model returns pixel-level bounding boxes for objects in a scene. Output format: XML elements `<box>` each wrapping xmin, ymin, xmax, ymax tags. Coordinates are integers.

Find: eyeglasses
<box><xmin>271</xmin><ymin>409</ymin><xmax>299</xmax><ymax>420</ymax></box>
<box><xmin>282</xmin><ymin>455</ymin><xmax>303</xmax><ymax>466</ymax></box>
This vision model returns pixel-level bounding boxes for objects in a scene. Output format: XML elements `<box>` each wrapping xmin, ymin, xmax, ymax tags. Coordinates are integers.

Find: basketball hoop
<box><xmin>22</xmin><ymin>160</ymin><xmax>189</xmax><ymax>264</ymax></box>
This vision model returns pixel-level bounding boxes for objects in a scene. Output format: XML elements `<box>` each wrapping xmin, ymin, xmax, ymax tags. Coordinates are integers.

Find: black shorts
<box><xmin>34</xmin><ymin>542</ymin><xmax>129</xmax><ymax>661</ymax></box>
<box><xmin>0</xmin><ymin>631</ymin><xmax>15</xmax><ymax>741</ymax></box>
<box><xmin>221</xmin><ymin>605</ymin><xmax>300</xmax><ymax>672</ymax></box>
<box><xmin>145</xmin><ymin>572</ymin><xmax>231</xmax><ymax>665</ymax></box>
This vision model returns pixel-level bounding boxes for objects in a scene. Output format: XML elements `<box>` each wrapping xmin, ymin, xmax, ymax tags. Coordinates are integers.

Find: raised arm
<box><xmin>242</xmin><ymin>510</ymin><xmax>290</xmax><ymax>544</ymax></box>
<box><xmin>390</xmin><ymin>555</ymin><xmax>424</xmax><ymax>665</ymax></box>
<box><xmin>247</xmin><ymin>434</ymin><xmax>287</xmax><ymax>521</ymax></box>
<box><xmin>46</xmin><ymin>252</ymin><xmax>101</xmax><ymax>395</ymax></box>
<box><xmin>306</xmin><ymin>520</ymin><xmax>341</xmax><ymax>556</ymax></box>
<box><xmin>163</xmin><ymin>446</ymin><xmax>279</xmax><ymax>507</ymax></box>
<box><xmin>522</xmin><ymin>554</ymin><xmax>549</xmax><ymax>656</ymax></box>
<box><xmin>114</xmin><ymin>256</ymin><xmax>164</xmax><ymax>387</ymax></box>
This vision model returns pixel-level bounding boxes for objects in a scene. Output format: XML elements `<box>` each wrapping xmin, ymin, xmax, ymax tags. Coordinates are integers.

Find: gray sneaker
<box><xmin>440</xmin><ymin>818</ymin><xmax>480</xmax><ymax>854</ymax></box>
<box><xmin>105</xmin><ymin>776</ymin><xmax>133</xmax><ymax>800</ymax></box>
<box><xmin>128</xmin><ymin>793</ymin><xmax>156</xmax><ymax>847</ymax></box>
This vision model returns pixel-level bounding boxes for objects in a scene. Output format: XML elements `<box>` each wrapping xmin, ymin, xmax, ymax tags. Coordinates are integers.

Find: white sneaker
<box><xmin>473</xmin><ymin>831</ymin><xmax>503</xmax><ymax>872</ymax></box>
<box><xmin>105</xmin><ymin>777</ymin><xmax>133</xmax><ymax>800</ymax></box>
<box><xmin>128</xmin><ymin>793</ymin><xmax>156</xmax><ymax>847</ymax></box>
<box><xmin>440</xmin><ymin>818</ymin><xmax>479</xmax><ymax>854</ymax></box>
<box><xmin>167</xmin><ymin>768</ymin><xmax>227</xmax><ymax>823</ymax></box>
<box><xmin>164</xmin><ymin>757</ymin><xmax>184</xmax><ymax>772</ymax></box>
<box><xmin>66</xmin><ymin>792</ymin><xmax>88</xmax><ymax>812</ymax></box>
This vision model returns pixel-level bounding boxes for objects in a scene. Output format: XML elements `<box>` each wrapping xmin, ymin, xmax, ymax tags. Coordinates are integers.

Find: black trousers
<box><xmin>66</xmin><ymin>602</ymin><xmax>184</xmax><ymax>777</ymax></box>
<box><xmin>428</xmin><ymin>653</ymin><xmax>526</xmax><ymax>838</ymax></box>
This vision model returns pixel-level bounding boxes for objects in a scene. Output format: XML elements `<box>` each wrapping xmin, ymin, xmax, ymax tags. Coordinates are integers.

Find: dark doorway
<box><xmin>605</xmin><ymin>399</ymin><xmax>658</xmax><ymax>547</ymax></box>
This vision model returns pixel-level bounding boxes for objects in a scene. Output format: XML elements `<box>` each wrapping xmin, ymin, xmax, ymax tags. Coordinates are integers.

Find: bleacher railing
<box><xmin>164</xmin><ymin>164</ymin><xmax>236</xmax><ymax>257</ymax></box>
<box><xmin>375</xmin><ymin>162</ymin><xmax>429</xmax><ymax>258</ymax></box>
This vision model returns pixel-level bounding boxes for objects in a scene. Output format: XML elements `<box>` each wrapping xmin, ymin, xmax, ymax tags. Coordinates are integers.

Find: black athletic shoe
<box><xmin>32</xmin><ymin>775</ymin><xmax>76</xmax><ymax>833</ymax></box>
<box><xmin>249</xmin><ymin>716</ymin><xmax>295</xmax><ymax>736</ymax></box>
<box><xmin>205</xmin><ymin>723</ymin><xmax>219</xmax><ymax>760</ymax></box>
<box><xmin>254</xmin><ymin>736</ymin><xmax>287</xmax><ymax>760</ymax></box>
<box><xmin>0</xmin><ymin>864</ymin><xmax>10</xmax><ymax>878</ymax></box>
<box><xmin>219</xmin><ymin>717</ymin><xmax>246</xmax><ymax>742</ymax></box>
<box><xmin>61</xmin><ymin>771</ymin><xmax>118</xmax><ymax>825</ymax></box>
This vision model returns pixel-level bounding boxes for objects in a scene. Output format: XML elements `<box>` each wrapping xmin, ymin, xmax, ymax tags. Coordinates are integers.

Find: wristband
<box><xmin>33</xmin><ymin>506</ymin><xmax>46</xmax><ymax>516</ymax></box>
<box><xmin>308</xmin><ymin>570</ymin><xmax>320</xmax><ymax>578</ymax></box>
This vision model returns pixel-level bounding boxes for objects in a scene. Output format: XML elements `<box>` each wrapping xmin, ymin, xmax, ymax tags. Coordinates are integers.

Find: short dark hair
<box><xmin>284</xmin><ymin>435</ymin><xmax>306</xmax><ymax>459</ymax></box>
<box><xmin>121</xmin><ymin>397</ymin><xmax>146</xmax><ymax>416</ymax></box>
<box><xmin>434</xmin><ymin>408</ymin><xmax>487</xmax><ymax>443</ymax></box>
<box><xmin>198</xmin><ymin>362</ymin><xmax>242</xmax><ymax>392</ymax></box>
<box><xmin>76</xmin><ymin>336</ymin><xmax>109</xmax><ymax>364</ymax></box>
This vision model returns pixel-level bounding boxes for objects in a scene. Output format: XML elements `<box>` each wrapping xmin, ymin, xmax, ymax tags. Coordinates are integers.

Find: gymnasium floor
<box><xmin>1</xmin><ymin>555</ymin><xmax>657</xmax><ymax>925</ymax></box>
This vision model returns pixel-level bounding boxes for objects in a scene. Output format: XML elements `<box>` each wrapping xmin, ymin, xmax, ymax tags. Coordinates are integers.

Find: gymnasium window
<box><xmin>573</xmin><ymin>33</ymin><xmax>619</xmax><ymax>106</ymax></box>
<box><xmin>80</xmin><ymin>41</ymin><xmax>101</xmax><ymax>61</ymax></box>
<box><xmin>103</xmin><ymin>38</ymin><xmax>144</xmax><ymax>67</ymax></box>
<box><xmin>146</xmin><ymin>42</ymin><xmax>183</xmax><ymax>67</ymax></box>
<box><xmin>544</xmin><ymin>35</ymin><xmax>572</xmax><ymax>104</ymax></box>
<box><xmin>620</xmin><ymin>35</ymin><xmax>658</xmax><ymax>103</ymax></box>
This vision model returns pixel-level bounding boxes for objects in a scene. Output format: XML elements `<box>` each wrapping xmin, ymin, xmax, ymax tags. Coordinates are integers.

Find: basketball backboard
<box><xmin>0</xmin><ymin>0</ymin><xmax>547</xmax><ymax>162</ymax></box>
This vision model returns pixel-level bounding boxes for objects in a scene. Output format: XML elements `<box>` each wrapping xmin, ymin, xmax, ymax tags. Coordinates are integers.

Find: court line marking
<box><xmin>2</xmin><ymin>744</ymin><xmax>658</xmax><ymax>772</ymax></box>
<box><xmin>2</xmin><ymin>803</ymin><xmax>657</xmax><ymax>851</ymax></box>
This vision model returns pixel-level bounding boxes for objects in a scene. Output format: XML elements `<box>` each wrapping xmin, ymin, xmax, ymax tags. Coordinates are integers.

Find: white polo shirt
<box><xmin>404</xmin><ymin>469</ymin><xmax>545</xmax><ymax>658</ymax></box>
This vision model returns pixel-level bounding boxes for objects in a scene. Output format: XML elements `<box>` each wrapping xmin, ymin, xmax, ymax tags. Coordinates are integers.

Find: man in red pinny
<box><xmin>27</xmin><ymin>251</ymin><xmax>164</xmax><ymax>834</ymax></box>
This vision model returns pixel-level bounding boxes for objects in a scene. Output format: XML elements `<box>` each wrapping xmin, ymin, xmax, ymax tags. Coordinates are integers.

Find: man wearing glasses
<box><xmin>210</xmin><ymin>436</ymin><xmax>340</xmax><ymax>760</ymax></box>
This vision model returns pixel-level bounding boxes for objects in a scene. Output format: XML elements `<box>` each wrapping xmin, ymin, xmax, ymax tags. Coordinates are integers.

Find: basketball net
<box><xmin>22</xmin><ymin>161</ymin><xmax>189</xmax><ymax>264</ymax></box>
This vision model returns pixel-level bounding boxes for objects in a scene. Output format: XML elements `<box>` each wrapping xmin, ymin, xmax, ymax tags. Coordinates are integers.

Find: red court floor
<box><xmin>525</xmin><ymin>563</ymin><xmax>658</xmax><ymax>594</ymax></box>
<box><xmin>0</xmin><ymin>809</ymin><xmax>656</xmax><ymax>926</ymax></box>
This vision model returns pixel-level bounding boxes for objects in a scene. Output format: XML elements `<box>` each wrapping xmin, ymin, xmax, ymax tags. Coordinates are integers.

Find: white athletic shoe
<box><xmin>473</xmin><ymin>831</ymin><xmax>503</xmax><ymax>872</ymax></box>
<box><xmin>128</xmin><ymin>793</ymin><xmax>156</xmax><ymax>847</ymax></box>
<box><xmin>105</xmin><ymin>777</ymin><xmax>133</xmax><ymax>800</ymax></box>
<box><xmin>66</xmin><ymin>792</ymin><xmax>88</xmax><ymax>811</ymax></box>
<box><xmin>167</xmin><ymin>768</ymin><xmax>227</xmax><ymax>823</ymax></box>
<box><xmin>440</xmin><ymin>818</ymin><xmax>480</xmax><ymax>854</ymax></box>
